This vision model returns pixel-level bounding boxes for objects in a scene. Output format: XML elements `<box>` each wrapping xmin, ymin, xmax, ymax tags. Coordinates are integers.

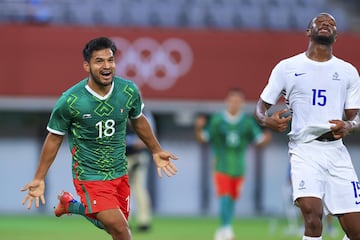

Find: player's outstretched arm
<box><xmin>21</xmin><ymin>133</ymin><xmax>63</xmax><ymax>209</ymax></box>
<box><xmin>131</xmin><ymin>115</ymin><xmax>179</xmax><ymax>177</ymax></box>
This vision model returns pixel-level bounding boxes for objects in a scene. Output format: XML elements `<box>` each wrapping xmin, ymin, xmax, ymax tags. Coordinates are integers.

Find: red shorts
<box><xmin>73</xmin><ymin>175</ymin><xmax>130</xmax><ymax>219</ymax></box>
<box><xmin>214</xmin><ymin>172</ymin><xmax>244</xmax><ymax>200</ymax></box>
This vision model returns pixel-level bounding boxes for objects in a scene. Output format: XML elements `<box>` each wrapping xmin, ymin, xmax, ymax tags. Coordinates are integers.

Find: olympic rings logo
<box><xmin>111</xmin><ymin>37</ymin><xmax>193</xmax><ymax>90</ymax></box>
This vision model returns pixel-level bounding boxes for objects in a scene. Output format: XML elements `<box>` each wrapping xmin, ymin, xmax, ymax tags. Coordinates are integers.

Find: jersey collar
<box><xmin>85</xmin><ymin>82</ymin><xmax>114</xmax><ymax>100</ymax></box>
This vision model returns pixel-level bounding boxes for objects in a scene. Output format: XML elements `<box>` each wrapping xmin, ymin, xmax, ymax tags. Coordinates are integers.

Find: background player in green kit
<box><xmin>21</xmin><ymin>37</ymin><xmax>178</xmax><ymax>240</ymax></box>
<box><xmin>194</xmin><ymin>88</ymin><xmax>271</xmax><ymax>240</ymax></box>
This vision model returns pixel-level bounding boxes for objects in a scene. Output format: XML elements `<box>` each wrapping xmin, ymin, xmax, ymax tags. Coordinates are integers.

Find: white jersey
<box><xmin>261</xmin><ymin>52</ymin><xmax>360</xmax><ymax>143</ymax></box>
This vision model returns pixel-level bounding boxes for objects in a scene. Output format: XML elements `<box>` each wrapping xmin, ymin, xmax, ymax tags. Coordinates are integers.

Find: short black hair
<box><xmin>307</xmin><ymin>17</ymin><xmax>314</xmax><ymax>30</ymax></box>
<box><xmin>82</xmin><ymin>37</ymin><xmax>117</xmax><ymax>62</ymax></box>
<box><xmin>227</xmin><ymin>87</ymin><xmax>245</xmax><ymax>96</ymax></box>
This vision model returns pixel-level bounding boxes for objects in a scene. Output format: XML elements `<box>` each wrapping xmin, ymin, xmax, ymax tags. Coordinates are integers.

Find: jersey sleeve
<box><xmin>345</xmin><ymin>64</ymin><xmax>360</xmax><ymax>109</ymax></box>
<box><xmin>47</xmin><ymin>93</ymin><xmax>72</xmax><ymax>135</ymax></box>
<box><xmin>260</xmin><ymin>60</ymin><xmax>286</xmax><ymax>105</ymax></box>
<box><xmin>127</xmin><ymin>82</ymin><xmax>144</xmax><ymax>119</ymax></box>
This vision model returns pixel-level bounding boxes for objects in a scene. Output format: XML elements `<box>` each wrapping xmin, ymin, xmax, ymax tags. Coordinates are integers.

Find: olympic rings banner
<box><xmin>112</xmin><ymin>37</ymin><xmax>193</xmax><ymax>91</ymax></box>
<box><xmin>1</xmin><ymin>24</ymin><xmax>360</xmax><ymax>101</ymax></box>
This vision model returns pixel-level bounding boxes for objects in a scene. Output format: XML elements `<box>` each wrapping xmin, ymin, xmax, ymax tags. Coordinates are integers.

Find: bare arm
<box><xmin>21</xmin><ymin>132</ymin><xmax>63</xmax><ymax>209</ymax></box>
<box><xmin>130</xmin><ymin>114</ymin><xmax>178</xmax><ymax>177</ymax></box>
<box><xmin>254</xmin><ymin>99</ymin><xmax>291</xmax><ymax>133</ymax></box>
<box><xmin>194</xmin><ymin>115</ymin><xmax>207</xmax><ymax>144</ymax></box>
<box><xmin>130</xmin><ymin>115</ymin><xmax>161</xmax><ymax>153</ymax></box>
<box><xmin>255</xmin><ymin>129</ymin><xmax>272</xmax><ymax>148</ymax></box>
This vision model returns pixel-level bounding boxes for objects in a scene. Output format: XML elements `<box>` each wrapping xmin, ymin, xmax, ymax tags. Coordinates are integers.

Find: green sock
<box><xmin>219</xmin><ymin>195</ymin><xmax>234</xmax><ymax>226</ymax></box>
<box><xmin>69</xmin><ymin>201</ymin><xmax>104</xmax><ymax>229</ymax></box>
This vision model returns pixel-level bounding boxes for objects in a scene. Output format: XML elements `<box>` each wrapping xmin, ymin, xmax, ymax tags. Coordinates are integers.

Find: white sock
<box><xmin>342</xmin><ymin>235</ymin><xmax>350</xmax><ymax>240</ymax></box>
<box><xmin>302</xmin><ymin>237</ymin><xmax>322</xmax><ymax>240</ymax></box>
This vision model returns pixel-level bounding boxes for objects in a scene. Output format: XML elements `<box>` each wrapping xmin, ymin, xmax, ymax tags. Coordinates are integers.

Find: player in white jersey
<box><xmin>255</xmin><ymin>13</ymin><xmax>360</xmax><ymax>240</ymax></box>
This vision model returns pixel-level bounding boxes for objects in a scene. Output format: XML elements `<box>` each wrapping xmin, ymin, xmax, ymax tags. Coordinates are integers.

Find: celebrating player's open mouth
<box><xmin>99</xmin><ymin>69</ymin><xmax>113</xmax><ymax>81</ymax></box>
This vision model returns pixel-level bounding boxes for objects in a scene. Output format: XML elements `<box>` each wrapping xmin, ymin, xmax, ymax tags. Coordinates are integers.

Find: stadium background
<box><xmin>1</xmin><ymin>0</ymin><xmax>360</xmax><ymax>222</ymax></box>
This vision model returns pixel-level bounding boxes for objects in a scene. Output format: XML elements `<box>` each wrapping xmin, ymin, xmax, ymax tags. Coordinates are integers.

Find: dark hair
<box><xmin>227</xmin><ymin>87</ymin><xmax>244</xmax><ymax>96</ymax></box>
<box><xmin>306</xmin><ymin>17</ymin><xmax>314</xmax><ymax>30</ymax></box>
<box><xmin>82</xmin><ymin>37</ymin><xmax>117</xmax><ymax>62</ymax></box>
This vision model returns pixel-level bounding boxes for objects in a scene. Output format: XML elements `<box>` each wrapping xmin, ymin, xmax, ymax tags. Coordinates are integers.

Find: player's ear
<box><xmin>83</xmin><ymin>61</ymin><xmax>90</xmax><ymax>72</ymax></box>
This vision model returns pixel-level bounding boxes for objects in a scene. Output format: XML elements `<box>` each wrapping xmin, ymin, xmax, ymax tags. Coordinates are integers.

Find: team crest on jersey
<box><xmin>120</xmin><ymin>108</ymin><xmax>124</xmax><ymax>113</ymax></box>
<box><xmin>332</xmin><ymin>72</ymin><xmax>340</xmax><ymax>81</ymax></box>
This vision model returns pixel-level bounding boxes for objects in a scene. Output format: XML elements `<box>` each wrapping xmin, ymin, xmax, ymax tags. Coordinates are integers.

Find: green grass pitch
<box><xmin>0</xmin><ymin>215</ymin><xmax>342</xmax><ymax>240</ymax></box>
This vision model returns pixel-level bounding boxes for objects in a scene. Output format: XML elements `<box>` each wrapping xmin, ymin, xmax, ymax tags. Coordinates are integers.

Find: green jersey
<box><xmin>204</xmin><ymin>111</ymin><xmax>264</xmax><ymax>177</ymax></box>
<box><xmin>47</xmin><ymin>76</ymin><xmax>143</xmax><ymax>181</ymax></box>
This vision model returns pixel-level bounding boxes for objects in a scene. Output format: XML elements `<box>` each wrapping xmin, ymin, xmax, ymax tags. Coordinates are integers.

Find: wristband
<box><xmin>348</xmin><ymin>115</ymin><xmax>360</xmax><ymax>129</ymax></box>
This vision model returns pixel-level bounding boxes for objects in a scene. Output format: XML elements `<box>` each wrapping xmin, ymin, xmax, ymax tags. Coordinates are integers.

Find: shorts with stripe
<box><xmin>73</xmin><ymin>174</ymin><xmax>130</xmax><ymax>219</ymax></box>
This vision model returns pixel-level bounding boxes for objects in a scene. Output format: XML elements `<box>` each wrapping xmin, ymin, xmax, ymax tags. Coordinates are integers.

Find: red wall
<box><xmin>1</xmin><ymin>24</ymin><xmax>360</xmax><ymax>101</ymax></box>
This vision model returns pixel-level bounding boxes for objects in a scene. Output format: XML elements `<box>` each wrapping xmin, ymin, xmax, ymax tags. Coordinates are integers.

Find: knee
<box><xmin>302</xmin><ymin>209</ymin><xmax>323</xmax><ymax>233</ymax></box>
<box><xmin>303</xmin><ymin>214</ymin><xmax>322</xmax><ymax>231</ymax></box>
<box><xmin>298</xmin><ymin>200</ymin><xmax>323</xmax><ymax>233</ymax></box>
<box><xmin>111</xmin><ymin>225</ymin><xmax>131</xmax><ymax>240</ymax></box>
<box><xmin>105</xmin><ymin>222</ymin><xmax>131</xmax><ymax>240</ymax></box>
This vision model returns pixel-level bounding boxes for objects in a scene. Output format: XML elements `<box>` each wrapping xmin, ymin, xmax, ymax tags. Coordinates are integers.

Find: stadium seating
<box><xmin>0</xmin><ymin>0</ymin><xmax>355</xmax><ymax>31</ymax></box>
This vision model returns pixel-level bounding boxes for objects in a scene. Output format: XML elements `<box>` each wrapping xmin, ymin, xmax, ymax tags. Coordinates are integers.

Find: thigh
<box><xmin>338</xmin><ymin>212</ymin><xmax>360</xmax><ymax>239</ymax></box>
<box><xmin>95</xmin><ymin>208</ymin><xmax>130</xmax><ymax>239</ymax></box>
<box><xmin>96</xmin><ymin>208</ymin><xmax>128</xmax><ymax>227</ymax></box>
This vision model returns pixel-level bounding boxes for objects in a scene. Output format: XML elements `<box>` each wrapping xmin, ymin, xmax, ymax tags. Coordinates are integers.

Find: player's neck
<box><xmin>226</xmin><ymin>109</ymin><xmax>241</xmax><ymax>117</ymax></box>
<box><xmin>87</xmin><ymin>79</ymin><xmax>112</xmax><ymax>97</ymax></box>
<box><xmin>306</xmin><ymin>44</ymin><xmax>333</xmax><ymax>62</ymax></box>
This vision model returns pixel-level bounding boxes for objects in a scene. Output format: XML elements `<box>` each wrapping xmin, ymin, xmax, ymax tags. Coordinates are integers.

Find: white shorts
<box><xmin>289</xmin><ymin>139</ymin><xmax>360</xmax><ymax>215</ymax></box>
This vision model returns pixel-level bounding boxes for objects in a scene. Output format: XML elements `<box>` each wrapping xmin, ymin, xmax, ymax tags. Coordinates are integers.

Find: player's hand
<box><xmin>21</xmin><ymin>179</ymin><xmax>46</xmax><ymax>209</ymax></box>
<box><xmin>329</xmin><ymin>119</ymin><xmax>351</xmax><ymax>139</ymax></box>
<box><xmin>266</xmin><ymin>109</ymin><xmax>292</xmax><ymax>132</ymax></box>
<box><xmin>194</xmin><ymin>115</ymin><xmax>207</xmax><ymax>129</ymax></box>
<box><xmin>153</xmin><ymin>151</ymin><xmax>178</xmax><ymax>178</ymax></box>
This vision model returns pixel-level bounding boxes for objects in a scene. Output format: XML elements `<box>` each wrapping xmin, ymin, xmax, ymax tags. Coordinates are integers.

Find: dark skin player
<box><xmin>255</xmin><ymin>13</ymin><xmax>360</xmax><ymax>239</ymax></box>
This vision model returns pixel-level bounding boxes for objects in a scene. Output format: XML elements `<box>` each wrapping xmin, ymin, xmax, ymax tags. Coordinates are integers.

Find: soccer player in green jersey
<box><xmin>195</xmin><ymin>88</ymin><xmax>271</xmax><ymax>240</ymax></box>
<box><xmin>21</xmin><ymin>37</ymin><xmax>178</xmax><ymax>240</ymax></box>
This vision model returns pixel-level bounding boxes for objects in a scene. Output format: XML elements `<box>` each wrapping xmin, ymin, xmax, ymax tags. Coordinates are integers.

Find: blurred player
<box><xmin>324</xmin><ymin>214</ymin><xmax>338</xmax><ymax>237</ymax></box>
<box><xmin>283</xmin><ymin>164</ymin><xmax>303</xmax><ymax>236</ymax></box>
<box><xmin>255</xmin><ymin>13</ymin><xmax>360</xmax><ymax>240</ymax></box>
<box><xmin>195</xmin><ymin>88</ymin><xmax>271</xmax><ymax>240</ymax></box>
<box><xmin>21</xmin><ymin>37</ymin><xmax>178</xmax><ymax>240</ymax></box>
<box><xmin>126</xmin><ymin>109</ymin><xmax>155</xmax><ymax>232</ymax></box>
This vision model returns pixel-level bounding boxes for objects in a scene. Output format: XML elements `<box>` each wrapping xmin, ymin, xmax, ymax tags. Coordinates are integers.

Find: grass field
<box><xmin>0</xmin><ymin>215</ymin><xmax>343</xmax><ymax>240</ymax></box>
